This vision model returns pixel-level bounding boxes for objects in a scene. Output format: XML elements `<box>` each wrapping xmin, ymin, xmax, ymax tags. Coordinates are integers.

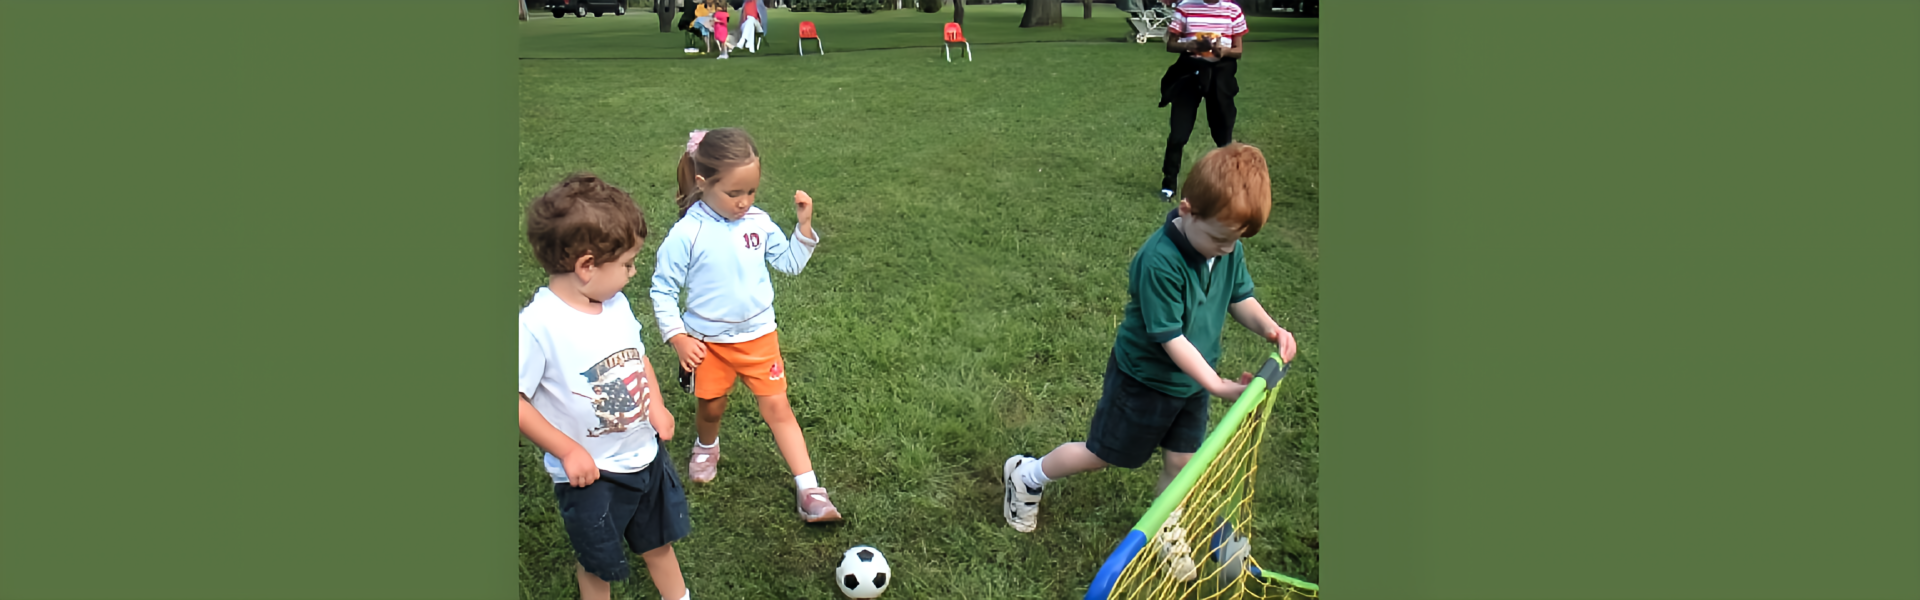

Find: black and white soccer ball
<box><xmin>835</xmin><ymin>545</ymin><xmax>891</xmax><ymax>598</ymax></box>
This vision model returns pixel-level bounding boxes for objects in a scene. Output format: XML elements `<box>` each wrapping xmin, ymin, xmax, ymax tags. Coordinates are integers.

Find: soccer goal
<box><xmin>1085</xmin><ymin>354</ymin><xmax>1319</xmax><ymax>600</ymax></box>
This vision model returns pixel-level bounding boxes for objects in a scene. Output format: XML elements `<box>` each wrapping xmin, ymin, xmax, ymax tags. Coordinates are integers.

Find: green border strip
<box><xmin>1</xmin><ymin>2</ymin><xmax>517</xmax><ymax>598</ymax></box>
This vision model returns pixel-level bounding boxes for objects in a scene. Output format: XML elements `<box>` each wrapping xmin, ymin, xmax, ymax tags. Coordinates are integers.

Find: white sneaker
<box><xmin>717</xmin><ymin>53</ymin><xmax>729</xmax><ymax>60</ymax></box>
<box><xmin>1002</xmin><ymin>455</ymin><xmax>1043</xmax><ymax>533</ymax></box>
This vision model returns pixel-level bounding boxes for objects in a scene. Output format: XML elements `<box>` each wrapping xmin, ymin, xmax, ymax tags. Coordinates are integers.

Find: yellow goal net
<box><xmin>1085</xmin><ymin>354</ymin><xmax>1318</xmax><ymax>600</ymax></box>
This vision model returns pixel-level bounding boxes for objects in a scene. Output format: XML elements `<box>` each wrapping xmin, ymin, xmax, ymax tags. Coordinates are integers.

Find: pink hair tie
<box><xmin>686</xmin><ymin>130</ymin><xmax>708</xmax><ymax>155</ymax></box>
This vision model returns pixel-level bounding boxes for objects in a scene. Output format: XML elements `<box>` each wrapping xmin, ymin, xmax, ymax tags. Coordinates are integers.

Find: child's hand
<box><xmin>1266</xmin><ymin>327</ymin><xmax>1298</xmax><ymax>363</ymax></box>
<box><xmin>1210</xmin><ymin>374</ymin><xmax>1250</xmax><ymax>400</ymax></box>
<box><xmin>559</xmin><ymin>449</ymin><xmax>600</xmax><ymax>488</ymax></box>
<box><xmin>649</xmin><ymin>403</ymin><xmax>675</xmax><ymax>441</ymax></box>
<box><xmin>794</xmin><ymin>190</ymin><xmax>814</xmax><ymax>225</ymax></box>
<box><xmin>669</xmin><ymin>334</ymin><xmax>707</xmax><ymax>373</ymax></box>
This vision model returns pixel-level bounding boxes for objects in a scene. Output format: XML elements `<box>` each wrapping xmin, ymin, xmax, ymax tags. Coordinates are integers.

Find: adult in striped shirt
<box><xmin>1157</xmin><ymin>0</ymin><xmax>1248</xmax><ymax>201</ymax></box>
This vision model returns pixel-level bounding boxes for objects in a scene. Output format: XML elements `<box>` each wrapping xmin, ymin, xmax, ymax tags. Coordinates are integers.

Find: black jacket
<box><xmin>1159</xmin><ymin>55</ymin><xmax>1239</xmax><ymax>107</ymax></box>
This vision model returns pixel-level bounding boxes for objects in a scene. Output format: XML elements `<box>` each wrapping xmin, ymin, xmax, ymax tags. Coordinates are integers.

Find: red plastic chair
<box><xmin>943</xmin><ymin>22</ymin><xmax>971</xmax><ymax>62</ymax></box>
<box><xmin>798</xmin><ymin>21</ymin><xmax>824</xmax><ymax>55</ymax></box>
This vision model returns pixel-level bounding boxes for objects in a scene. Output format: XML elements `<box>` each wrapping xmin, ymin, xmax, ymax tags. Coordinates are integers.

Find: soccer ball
<box><xmin>835</xmin><ymin>545</ymin><xmax>891</xmax><ymax>598</ymax></box>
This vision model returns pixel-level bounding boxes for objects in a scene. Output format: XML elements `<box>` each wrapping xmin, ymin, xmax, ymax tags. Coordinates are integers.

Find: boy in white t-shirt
<box><xmin>519</xmin><ymin>174</ymin><xmax>692</xmax><ymax>600</ymax></box>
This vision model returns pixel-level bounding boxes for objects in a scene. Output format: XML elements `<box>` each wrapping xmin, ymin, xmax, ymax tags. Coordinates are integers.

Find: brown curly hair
<box><xmin>525</xmin><ymin>173</ymin><xmax>648</xmax><ymax>275</ymax></box>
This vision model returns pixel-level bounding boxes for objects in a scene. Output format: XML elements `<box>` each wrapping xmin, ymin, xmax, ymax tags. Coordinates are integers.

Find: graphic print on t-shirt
<box><xmin>579</xmin><ymin>348</ymin><xmax>651</xmax><ymax>438</ymax></box>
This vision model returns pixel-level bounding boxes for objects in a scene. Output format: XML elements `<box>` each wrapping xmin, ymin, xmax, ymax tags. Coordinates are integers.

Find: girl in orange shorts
<box><xmin>649</xmin><ymin>127</ymin><xmax>839</xmax><ymax>523</ymax></box>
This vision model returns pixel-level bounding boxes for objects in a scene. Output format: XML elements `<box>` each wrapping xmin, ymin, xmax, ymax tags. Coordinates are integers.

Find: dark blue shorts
<box><xmin>1084</xmin><ymin>352</ymin><xmax>1209</xmax><ymax>469</ymax></box>
<box><xmin>553</xmin><ymin>440</ymin><xmax>691</xmax><ymax>582</ymax></box>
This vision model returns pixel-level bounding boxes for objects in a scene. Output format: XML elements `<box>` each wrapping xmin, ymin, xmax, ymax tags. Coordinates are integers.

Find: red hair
<box><xmin>1181</xmin><ymin>143</ymin><xmax>1272</xmax><ymax>237</ymax></box>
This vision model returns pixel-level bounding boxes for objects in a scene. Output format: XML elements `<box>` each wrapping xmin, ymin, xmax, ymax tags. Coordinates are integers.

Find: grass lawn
<box><xmin>518</xmin><ymin>5</ymin><xmax>1318</xmax><ymax>598</ymax></box>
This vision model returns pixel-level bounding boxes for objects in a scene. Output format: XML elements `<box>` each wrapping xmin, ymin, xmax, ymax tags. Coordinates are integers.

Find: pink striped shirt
<box><xmin>1167</xmin><ymin>0</ymin><xmax>1249</xmax><ymax>42</ymax></box>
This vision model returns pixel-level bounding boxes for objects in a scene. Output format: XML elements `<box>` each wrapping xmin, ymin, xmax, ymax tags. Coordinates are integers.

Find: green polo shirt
<box><xmin>1113</xmin><ymin>210</ymin><xmax>1257</xmax><ymax>398</ymax></box>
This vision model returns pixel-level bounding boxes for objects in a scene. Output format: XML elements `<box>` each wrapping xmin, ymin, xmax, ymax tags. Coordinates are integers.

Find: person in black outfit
<box><xmin>1156</xmin><ymin>0</ymin><xmax>1247</xmax><ymax>201</ymax></box>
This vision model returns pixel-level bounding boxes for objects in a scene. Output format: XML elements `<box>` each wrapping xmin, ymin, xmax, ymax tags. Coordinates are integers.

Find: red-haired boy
<box><xmin>1003</xmin><ymin>143</ymin><xmax>1300</xmax><ymax>536</ymax></box>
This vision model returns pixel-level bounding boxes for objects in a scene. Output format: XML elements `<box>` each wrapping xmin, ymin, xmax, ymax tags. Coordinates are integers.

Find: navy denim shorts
<box><xmin>1084</xmin><ymin>352</ymin><xmax>1210</xmax><ymax>469</ymax></box>
<box><xmin>552</xmin><ymin>440</ymin><xmax>691</xmax><ymax>582</ymax></box>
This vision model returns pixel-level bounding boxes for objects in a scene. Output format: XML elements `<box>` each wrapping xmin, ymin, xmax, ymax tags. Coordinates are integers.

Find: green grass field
<box><xmin>518</xmin><ymin>5</ymin><xmax>1318</xmax><ymax>598</ymax></box>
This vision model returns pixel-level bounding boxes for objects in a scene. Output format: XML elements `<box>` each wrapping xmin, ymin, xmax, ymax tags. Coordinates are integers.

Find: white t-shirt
<box><xmin>518</xmin><ymin>288</ymin><xmax>660</xmax><ymax>483</ymax></box>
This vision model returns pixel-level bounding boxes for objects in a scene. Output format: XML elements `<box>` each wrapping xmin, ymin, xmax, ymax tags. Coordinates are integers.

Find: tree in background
<box><xmin>1020</xmin><ymin>0</ymin><xmax>1062</xmax><ymax>27</ymax></box>
<box><xmin>658</xmin><ymin>0</ymin><xmax>679</xmax><ymax>32</ymax></box>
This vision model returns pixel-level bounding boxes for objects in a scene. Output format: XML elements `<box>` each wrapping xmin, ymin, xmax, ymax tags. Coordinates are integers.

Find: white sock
<box><xmin>696</xmin><ymin>437</ymin><xmax>718</xmax><ymax>449</ymax></box>
<box><xmin>794</xmin><ymin>471</ymin><xmax>818</xmax><ymax>490</ymax></box>
<box><xmin>1019</xmin><ymin>456</ymin><xmax>1053</xmax><ymax>491</ymax></box>
<box><xmin>665</xmin><ymin>590</ymin><xmax>690</xmax><ymax>600</ymax></box>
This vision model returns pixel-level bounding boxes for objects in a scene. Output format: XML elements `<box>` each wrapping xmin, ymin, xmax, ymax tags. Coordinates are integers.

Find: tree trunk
<box><xmin>1020</xmin><ymin>0</ymin><xmax>1062</xmax><ymax>27</ymax></box>
<box><xmin>954</xmin><ymin>0</ymin><xmax>964</xmax><ymax>25</ymax></box>
<box><xmin>658</xmin><ymin>0</ymin><xmax>678</xmax><ymax>32</ymax></box>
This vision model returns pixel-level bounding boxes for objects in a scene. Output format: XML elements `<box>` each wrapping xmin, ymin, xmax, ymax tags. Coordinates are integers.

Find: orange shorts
<box><xmin>691</xmin><ymin>331</ymin><xmax>788</xmax><ymax>399</ymax></box>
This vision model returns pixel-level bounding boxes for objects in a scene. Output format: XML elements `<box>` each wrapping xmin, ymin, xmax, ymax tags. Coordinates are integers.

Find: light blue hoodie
<box><xmin>650</xmin><ymin>200</ymin><xmax>818</xmax><ymax>344</ymax></box>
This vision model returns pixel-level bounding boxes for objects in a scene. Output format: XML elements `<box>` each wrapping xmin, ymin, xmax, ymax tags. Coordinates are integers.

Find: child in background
<box><xmin>692</xmin><ymin>0</ymin><xmax>716</xmax><ymax>54</ymax></box>
<box><xmin>651</xmin><ymin>128</ymin><xmax>841</xmax><ymax>523</ymax></box>
<box><xmin>712</xmin><ymin>5</ymin><xmax>731</xmax><ymax>60</ymax></box>
<box><xmin>1156</xmin><ymin>0</ymin><xmax>1249</xmax><ymax>200</ymax></box>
